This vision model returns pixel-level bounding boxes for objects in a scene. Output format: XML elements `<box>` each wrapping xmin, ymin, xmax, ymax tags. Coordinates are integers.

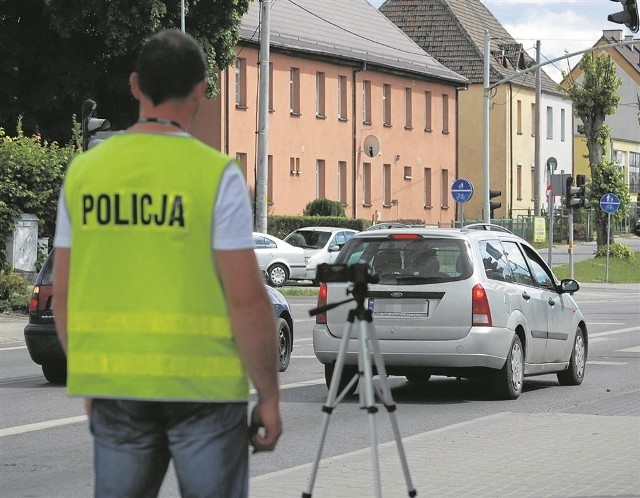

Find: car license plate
<box><xmin>368</xmin><ymin>298</ymin><xmax>429</xmax><ymax>318</ymax></box>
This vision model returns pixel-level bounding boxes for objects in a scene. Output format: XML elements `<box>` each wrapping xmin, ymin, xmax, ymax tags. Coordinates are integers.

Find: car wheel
<box><xmin>277</xmin><ymin>318</ymin><xmax>291</xmax><ymax>372</ymax></box>
<box><xmin>267</xmin><ymin>264</ymin><xmax>289</xmax><ymax>287</ymax></box>
<box><xmin>324</xmin><ymin>362</ymin><xmax>358</xmax><ymax>396</ymax></box>
<box><xmin>42</xmin><ymin>363</ymin><xmax>67</xmax><ymax>384</ymax></box>
<box><xmin>405</xmin><ymin>371</ymin><xmax>431</xmax><ymax>383</ymax></box>
<box><xmin>493</xmin><ymin>335</ymin><xmax>524</xmax><ymax>400</ymax></box>
<box><xmin>557</xmin><ymin>327</ymin><xmax>586</xmax><ymax>386</ymax></box>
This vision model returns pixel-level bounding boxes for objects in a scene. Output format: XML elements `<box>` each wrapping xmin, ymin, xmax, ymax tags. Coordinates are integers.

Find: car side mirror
<box><xmin>328</xmin><ymin>244</ymin><xmax>340</xmax><ymax>252</ymax></box>
<box><xmin>559</xmin><ymin>279</ymin><xmax>579</xmax><ymax>293</ymax></box>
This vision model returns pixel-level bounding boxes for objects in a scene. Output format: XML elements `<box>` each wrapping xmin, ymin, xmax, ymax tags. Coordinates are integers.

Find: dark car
<box><xmin>635</xmin><ymin>219</ymin><xmax>640</xmax><ymax>236</ymax></box>
<box><xmin>24</xmin><ymin>250</ymin><xmax>294</xmax><ymax>384</ymax></box>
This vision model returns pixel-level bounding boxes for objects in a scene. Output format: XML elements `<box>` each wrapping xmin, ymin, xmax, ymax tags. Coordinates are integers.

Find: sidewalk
<box><xmin>251</xmin><ymin>407</ymin><xmax>640</xmax><ymax>497</ymax></box>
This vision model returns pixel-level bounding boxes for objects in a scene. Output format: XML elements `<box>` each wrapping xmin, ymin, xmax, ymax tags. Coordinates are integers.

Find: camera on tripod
<box><xmin>314</xmin><ymin>263</ymin><xmax>379</xmax><ymax>286</ymax></box>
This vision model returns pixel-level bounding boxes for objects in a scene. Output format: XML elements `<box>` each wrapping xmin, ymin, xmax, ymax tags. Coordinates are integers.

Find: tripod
<box><xmin>302</xmin><ymin>279</ymin><xmax>417</xmax><ymax>498</ymax></box>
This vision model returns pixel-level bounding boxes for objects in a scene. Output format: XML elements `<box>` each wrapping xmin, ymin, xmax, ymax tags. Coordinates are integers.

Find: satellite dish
<box><xmin>363</xmin><ymin>135</ymin><xmax>380</xmax><ymax>157</ymax></box>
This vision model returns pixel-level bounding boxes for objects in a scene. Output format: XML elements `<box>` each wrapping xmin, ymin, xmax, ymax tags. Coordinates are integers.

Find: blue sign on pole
<box><xmin>451</xmin><ymin>178</ymin><xmax>474</xmax><ymax>204</ymax></box>
<box><xmin>599</xmin><ymin>193</ymin><xmax>620</xmax><ymax>214</ymax></box>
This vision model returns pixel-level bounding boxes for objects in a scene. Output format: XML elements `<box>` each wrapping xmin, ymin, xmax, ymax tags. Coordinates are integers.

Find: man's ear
<box><xmin>129</xmin><ymin>72</ymin><xmax>142</xmax><ymax>101</ymax></box>
<box><xmin>193</xmin><ymin>79</ymin><xmax>207</xmax><ymax>100</ymax></box>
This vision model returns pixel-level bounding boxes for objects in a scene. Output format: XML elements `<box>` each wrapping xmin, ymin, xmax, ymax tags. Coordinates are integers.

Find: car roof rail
<box><xmin>461</xmin><ymin>223</ymin><xmax>513</xmax><ymax>234</ymax></box>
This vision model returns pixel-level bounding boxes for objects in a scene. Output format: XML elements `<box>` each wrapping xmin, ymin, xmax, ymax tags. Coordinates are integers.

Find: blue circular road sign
<box><xmin>451</xmin><ymin>178</ymin><xmax>474</xmax><ymax>204</ymax></box>
<box><xmin>599</xmin><ymin>193</ymin><xmax>620</xmax><ymax>214</ymax></box>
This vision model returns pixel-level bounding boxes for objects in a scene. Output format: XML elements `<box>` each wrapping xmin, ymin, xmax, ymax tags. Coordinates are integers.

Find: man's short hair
<box><xmin>136</xmin><ymin>30</ymin><xmax>207</xmax><ymax>105</ymax></box>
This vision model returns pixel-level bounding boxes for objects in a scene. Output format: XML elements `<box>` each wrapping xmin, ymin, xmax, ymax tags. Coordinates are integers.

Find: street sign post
<box><xmin>600</xmin><ymin>193</ymin><xmax>621</xmax><ymax>283</ymax></box>
<box><xmin>546</xmin><ymin>157</ymin><xmax>557</xmax><ymax>266</ymax></box>
<box><xmin>451</xmin><ymin>179</ymin><xmax>474</xmax><ymax>226</ymax></box>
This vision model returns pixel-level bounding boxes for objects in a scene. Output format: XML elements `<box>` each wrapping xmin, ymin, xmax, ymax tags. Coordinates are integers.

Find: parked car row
<box><xmin>24</xmin><ymin>250</ymin><xmax>294</xmax><ymax>383</ymax></box>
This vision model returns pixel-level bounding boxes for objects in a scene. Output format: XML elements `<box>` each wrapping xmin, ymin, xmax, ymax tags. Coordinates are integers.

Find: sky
<box><xmin>367</xmin><ymin>0</ymin><xmax>639</xmax><ymax>82</ymax></box>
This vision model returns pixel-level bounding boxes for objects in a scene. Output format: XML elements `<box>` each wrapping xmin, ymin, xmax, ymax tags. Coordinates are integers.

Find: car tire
<box><xmin>557</xmin><ymin>327</ymin><xmax>586</xmax><ymax>386</ymax></box>
<box><xmin>277</xmin><ymin>318</ymin><xmax>291</xmax><ymax>372</ymax></box>
<box><xmin>493</xmin><ymin>335</ymin><xmax>524</xmax><ymax>400</ymax></box>
<box><xmin>324</xmin><ymin>362</ymin><xmax>358</xmax><ymax>396</ymax></box>
<box><xmin>267</xmin><ymin>264</ymin><xmax>288</xmax><ymax>288</ymax></box>
<box><xmin>42</xmin><ymin>363</ymin><xmax>67</xmax><ymax>384</ymax></box>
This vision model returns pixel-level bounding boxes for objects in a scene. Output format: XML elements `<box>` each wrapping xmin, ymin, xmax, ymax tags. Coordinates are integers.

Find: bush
<box><xmin>594</xmin><ymin>242</ymin><xmax>635</xmax><ymax>261</ymax></box>
<box><xmin>303</xmin><ymin>199</ymin><xmax>346</xmax><ymax>217</ymax></box>
<box><xmin>0</xmin><ymin>270</ymin><xmax>31</xmax><ymax>313</ymax></box>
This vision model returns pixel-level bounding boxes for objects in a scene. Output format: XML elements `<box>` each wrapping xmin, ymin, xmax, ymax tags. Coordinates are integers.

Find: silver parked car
<box><xmin>253</xmin><ymin>232</ymin><xmax>307</xmax><ymax>287</ymax></box>
<box><xmin>313</xmin><ymin>227</ymin><xmax>587</xmax><ymax>400</ymax></box>
<box><xmin>284</xmin><ymin>227</ymin><xmax>358</xmax><ymax>280</ymax></box>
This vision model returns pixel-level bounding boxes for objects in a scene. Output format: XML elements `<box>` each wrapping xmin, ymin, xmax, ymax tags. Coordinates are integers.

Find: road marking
<box><xmin>588</xmin><ymin>360</ymin><xmax>628</xmax><ymax>365</ymax></box>
<box><xmin>616</xmin><ymin>346</ymin><xmax>640</xmax><ymax>353</ymax></box>
<box><xmin>291</xmin><ymin>355</ymin><xmax>317</xmax><ymax>359</ymax></box>
<box><xmin>589</xmin><ymin>326</ymin><xmax>640</xmax><ymax>338</ymax></box>
<box><xmin>0</xmin><ymin>345</ymin><xmax>27</xmax><ymax>351</ymax></box>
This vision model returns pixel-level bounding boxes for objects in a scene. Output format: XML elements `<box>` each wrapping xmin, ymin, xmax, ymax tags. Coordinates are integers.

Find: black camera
<box><xmin>314</xmin><ymin>263</ymin><xmax>379</xmax><ymax>285</ymax></box>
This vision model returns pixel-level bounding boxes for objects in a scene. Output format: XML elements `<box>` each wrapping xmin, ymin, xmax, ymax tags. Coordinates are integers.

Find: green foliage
<box><xmin>594</xmin><ymin>242</ymin><xmax>635</xmax><ymax>261</ymax></box>
<box><xmin>303</xmin><ymin>199</ymin><xmax>346</xmax><ymax>217</ymax></box>
<box><xmin>0</xmin><ymin>0</ymin><xmax>251</xmax><ymax>144</ymax></box>
<box><xmin>0</xmin><ymin>270</ymin><xmax>31</xmax><ymax>313</ymax></box>
<box><xmin>553</xmin><ymin>251</ymin><xmax>640</xmax><ymax>284</ymax></box>
<box><xmin>266</xmin><ymin>215</ymin><xmax>369</xmax><ymax>240</ymax></box>
<box><xmin>0</xmin><ymin>124</ymin><xmax>78</xmax><ymax>266</ymax></box>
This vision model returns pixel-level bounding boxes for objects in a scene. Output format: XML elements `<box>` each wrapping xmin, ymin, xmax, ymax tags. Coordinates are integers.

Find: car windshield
<box><xmin>284</xmin><ymin>230</ymin><xmax>331</xmax><ymax>249</ymax></box>
<box><xmin>335</xmin><ymin>236</ymin><xmax>472</xmax><ymax>285</ymax></box>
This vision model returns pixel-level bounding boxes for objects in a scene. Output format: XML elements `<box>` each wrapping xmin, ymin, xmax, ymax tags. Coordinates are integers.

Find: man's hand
<box><xmin>249</xmin><ymin>401</ymin><xmax>282</xmax><ymax>453</ymax></box>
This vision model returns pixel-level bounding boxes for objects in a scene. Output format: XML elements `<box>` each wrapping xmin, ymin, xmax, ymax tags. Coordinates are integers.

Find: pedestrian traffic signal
<box><xmin>489</xmin><ymin>189</ymin><xmax>501</xmax><ymax>218</ymax></box>
<box><xmin>608</xmin><ymin>0</ymin><xmax>639</xmax><ymax>33</ymax></box>
<box><xmin>81</xmin><ymin>99</ymin><xmax>111</xmax><ymax>151</ymax></box>
<box><xmin>566</xmin><ymin>176</ymin><xmax>587</xmax><ymax>209</ymax></box>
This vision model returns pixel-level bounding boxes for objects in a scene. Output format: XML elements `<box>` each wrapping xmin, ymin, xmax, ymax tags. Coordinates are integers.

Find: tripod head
<box><xmin>309</xmin><ymin>263</ymin><xmax>378</xmax><ymax>317</ymax></box>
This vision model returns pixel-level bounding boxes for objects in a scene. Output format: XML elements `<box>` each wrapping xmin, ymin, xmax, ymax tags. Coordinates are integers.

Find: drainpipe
<box><xmin>224</xmin><ymin>66</ymin><xmax>230</xmax><ymax>155</ymax></box>
<box><xmin>509</xmin><ymin>82</ymin><xmax>514</xmax><ymax>219</ymax></box>
<box><xmin>351</xmin><ymin>63</ymin><xmax>365</xmax><ymax>219</ymax></box>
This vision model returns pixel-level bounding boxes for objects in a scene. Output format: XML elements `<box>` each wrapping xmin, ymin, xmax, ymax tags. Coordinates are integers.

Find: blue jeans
<box><xmin>89</xmin><ymin>399</ymin><xmax>248</xmax><ymax>498</ymax></box>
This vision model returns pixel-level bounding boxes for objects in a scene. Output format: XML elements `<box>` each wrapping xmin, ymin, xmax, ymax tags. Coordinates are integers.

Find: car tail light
<box><xmin>316</xmin><ymin>283</ymin><xmax>328</xmax><ymax>324</ymax></box>
<box><xmin>29</xmin><ymin>286</ymin><xmax>40</xmax><ymax>314</ymax></box>
<box><xmin>389</xmin><ymin>233</ymin><xmax>422</xmax><ymax>240</ymax></box>
<box><xmin>472</xmin><ymin>284</ymin><xmax>492</xmax><ymax>326</ymax></box>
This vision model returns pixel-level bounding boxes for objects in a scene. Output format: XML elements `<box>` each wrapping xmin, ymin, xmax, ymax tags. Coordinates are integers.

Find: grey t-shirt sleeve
<box><xmin>53</xmin><ymin>164</ymin><xmax>254</xmax><ymax>251</ymax></box>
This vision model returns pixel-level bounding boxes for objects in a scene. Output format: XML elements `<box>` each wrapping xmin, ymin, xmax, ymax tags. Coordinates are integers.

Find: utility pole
<box><xmin>255</xmin><ymin>0</ymin><xmax>270</xmax><ymax>234</ymax></box>
<box><xmin>181</xmin><ymin>0</ymin><xmax>185</xmax><ymax>32</ymax></box>
<box><xmin>534</xmin><ymin>40</ymin><xmax>541</xmax><ymax>216</ymax></box>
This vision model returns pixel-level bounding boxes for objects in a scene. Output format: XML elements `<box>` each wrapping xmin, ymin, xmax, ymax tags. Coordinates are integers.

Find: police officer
<box><xmin>53</xmin><ymin>30</ymin><xmax>281</xmax><ymax>497</ymax></box>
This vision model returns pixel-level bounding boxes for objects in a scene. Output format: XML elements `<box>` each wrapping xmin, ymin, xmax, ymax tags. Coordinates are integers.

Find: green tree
<box><xmin>0</xmin><ymin>122</ymin><xmax>78</xmax><ymax>266</ymax></box>
<box><xmin>561</xmin><ymin>52</ymin><xmax>626</xmax><ymax>247</ymax></box>
<box><xmin>0</xmin><ymin>0</ymin><xmax>250</xmax><ymax>145</ymax></box>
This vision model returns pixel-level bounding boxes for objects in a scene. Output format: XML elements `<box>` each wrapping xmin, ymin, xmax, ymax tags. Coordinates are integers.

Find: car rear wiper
<box><xmin>394</xmin><ymin>275</ymin><xmax>446</xmax><ymax>283</ymax></box>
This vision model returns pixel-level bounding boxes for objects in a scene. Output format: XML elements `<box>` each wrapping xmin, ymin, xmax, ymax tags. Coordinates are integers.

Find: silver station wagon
<box><xmin>312</xmin><ymin>227</ymin><xmax>587</xmax><ymax>400</ymax></box>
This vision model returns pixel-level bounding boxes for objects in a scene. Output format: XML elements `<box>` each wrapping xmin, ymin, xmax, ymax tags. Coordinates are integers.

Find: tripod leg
<box><xmin>302</xmin><ymin>320</ymin><xmax>356</xmax><ymax>498</ymax></box>
<box><xmin>357</xmin><ymin>319</ymin><xmax>383</xmax><ymax>498</ymax></box>
<box><xmin>367</xmin><ymin>323</ymin><xmax>417</xmax><ymax>497</ymax></box>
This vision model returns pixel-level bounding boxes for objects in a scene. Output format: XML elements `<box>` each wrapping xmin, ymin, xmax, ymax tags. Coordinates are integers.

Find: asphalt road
<box><xmin>1</xmin><ymin>282</ymin><xmax>639</xmax><ymax>497</ymax></box>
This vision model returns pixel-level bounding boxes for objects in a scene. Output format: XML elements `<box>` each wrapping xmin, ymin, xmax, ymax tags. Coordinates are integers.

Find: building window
<box><xmin>363</xmin><ymin>162</ymin><xmax>372</xmax><ymax>205</ymax></box>
<box><xmin>531</xmin><ymin>165</ymin><xmax>535</xmax><ymax>201</ymax></box>
<box><xmin>546</xmin><ymin>106</ymin><xmax>553</xmax><ymax>139</ymax></box>
<box><xmin>441</xmin><ymin>169</ymin><xmax>449</xmax><ymax>208</ymax></box>
<box><xmin>290</xmin><ymin>67</ymin><xmax>300</xmax><ymax>115</ymax></box>
<box><xmin>404</xmin><ymin>88</ymin><xmax>412</xmax><ymax>129</ymax></box>
<box><xmin>383</xmin><ymin>84</ymin><xmax>392</xmax><ymax>126</ymax></box>
<box><xmin>629</xmin><ymin>152</ymin><xmax>640</xmax><ymax>193</ymax></box>
<box><xmin>362</xmin><ymin>80</ymin><xmax>372</xmax><ymax>124</ymax></box>
<box><xmin>404</xmin><ymin>166</ymin><xmax>412</xmax><ymax>180</ymax></box>
<box><xmin>235</xmin><ymin>152</ymin><xmax>247</xmax><ymax>177</ymax></box>
<box><xmin>560</xmin><ymin>108</ymin><xmax>566</xmax><ymax>142</ymax></box>
<box><xmin>338</xmin><ymin>161</ymin><xmax>348</xmax><ymax>203</ymax></box>
<box><xmin>383</xmin><ymin>164</ymin><xmax>391</xmax><ymax>206</ymax></box>
<box><xmin>316</xmin><ymin>159</ymin><xmax>326</xmax><ymax>199</ymax></box>
<box><xmin>269</xmin><ymin>62</ymin><xmax>274</xmax><ymax>111</ymax></box>
<box><xmin>235</xmin><ymin>58</ymin><xmax>247</xmax><ymax>108</ymax></box>
<box><xmin>531</xmin><ymin>103</ymin><xmax>536</xmax><ymax>137</ymax></box>
<box><xmin>290</xmin><ymin>157</ymin><xmax>301</xmax><ymax>175</ymax></box>
<box><xmin>517</xmin><ymin>163</ymin><xmax>522</xmax><ymax>200</ymax></box>
<box><xmin>424</xmin><ymin>91</ymin><xmax>432</xmax><ymax>131</ymax></box>
<box><xmin>442</xmin><ymin>94</ymin><xmax>449</xmax><ymax>133</ymax></box>
<box><xmin>424</xmin><ymin>167</ymin><xmax>432</xmax><ymax>207</ymax></box>
<box><xmin>516</xmin><ymin>100</ymin><xmax>522</xmax><ymax>134</ymax></box>
<box><xmin>267</xmin><ymin>155</ymin><xmax>273</xmax><ymax>204</ymax></box>
<box><xmin>316</xmin><ymin>72</ymin><xmax>325</xmax><ymax>118</ymax></box>
<box><xmin>338</xmin><ymin>75</ymin><xmax>347</xmax><ymax>120</ymax></box>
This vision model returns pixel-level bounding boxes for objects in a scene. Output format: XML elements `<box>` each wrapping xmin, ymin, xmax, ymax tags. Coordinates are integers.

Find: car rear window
<box><xmin>335</xmin><ymin>236</ymin><xmax>472</xmax><ymax>284</ymax></box>
<box><xmin>284</xmin><ymin>230</ymin><xmax>331</xmax><ymax>249</ymax></box>
<box><xmin>40</xmin><ymin>253</ymin><xmax>55</xmax><ymax>285</ymax></box>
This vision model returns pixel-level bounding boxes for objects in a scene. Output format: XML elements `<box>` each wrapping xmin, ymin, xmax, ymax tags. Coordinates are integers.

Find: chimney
<box><xmin>603</xmin><ymin>29</ymin><xmax>623</xmax><ymax>41</ymax></box>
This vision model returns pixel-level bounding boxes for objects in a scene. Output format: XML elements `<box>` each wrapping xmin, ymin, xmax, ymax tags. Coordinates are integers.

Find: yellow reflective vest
<box><xmin>63</xmin><ymin>133</ymin><xmax>248</xmax><ymax>401</ymax></box>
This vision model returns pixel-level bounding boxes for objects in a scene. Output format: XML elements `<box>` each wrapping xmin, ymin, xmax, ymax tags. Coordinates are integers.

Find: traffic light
<box><xmin>81</xmin><ymin>99</ymin><xmax>111</xmax><ymax>151</ymax></box>
<box><xmin>608</xmin><ymin>0</ymin><xmax>639</xmax><ymax>33</ymax></box>
<box><xmin>576</xmin><ymin>174</ymin><xmax>591</xmax><ymax>208</ymax></box>
<box><xmin>489</xmin><ymin>189</ymin><xmax>501</xmax><ymax>218</ymax></box>
<box><xmin>565</xmin><ymin>176</ymin><xmax>588</xmax><ymax>209</ymax></box>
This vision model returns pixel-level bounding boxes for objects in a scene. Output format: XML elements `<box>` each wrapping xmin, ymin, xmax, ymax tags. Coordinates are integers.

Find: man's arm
<box><xmin>215</xmin><ymin>248</ymin><xmax>281</xmax><ymax>451</ymax></box>
<box><xmin>52</xmin><ymin>247</ymin><xmax>71</xmax><ymax>353</ymax></box>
